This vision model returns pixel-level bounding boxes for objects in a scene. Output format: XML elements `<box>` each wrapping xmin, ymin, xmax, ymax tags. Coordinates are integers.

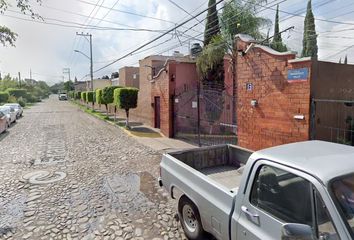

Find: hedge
<box><xmin>87</xmin><ymin>91</ymin><xmax>95</xmax><ymax>103</ymax></box>
<box><xmin>81</xmin><ymin>92</ymin><xmax>87</xmax><ymax>102</ymax></box>
<box><xmin>95</xmin><ymin>89</ymin><xmax>102</xmax><ymax>104</ymax></box>
<box><xmin>7</xmin><ymin>88</ymin><xmax>27</xmax><ymax>98</ymax></box>
<box><xmin>102</xmin><ymin>86</ymin><xmax>122</xmax><ymax>105</ymax></box>
<box><xmin>113</xmin><ymin>87</ymin><xmax>139</xmax><ymax>110</ymax></box>
<box><xmin>75</xmin><ymin>91</ymin><xmax>81</xmax><ymax>100</ymax></box>
<box><xmin>0</xmin><ymin>92</ymin><xmax>9</xmax><ymax>103</ymax></box>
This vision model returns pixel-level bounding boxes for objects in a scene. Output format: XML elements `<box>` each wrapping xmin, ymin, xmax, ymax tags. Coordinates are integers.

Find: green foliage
<box><xmin>197</xmin><ymin>0</ymin><xmax>270</xmax><ymax>78</ymax></box>
<box><xmin>302</xmin><ymin>0</ymin><xmax>318</xmax><ymax>58</ymax></box>
<box><xmin>95</xmin><ymin>89</ymin><xmax>103</xmax><ymax>104</ymax></box>
<box><xmin>75</xmin><ymin>91</ymin><xmax>81</xmax><ymax>100</ymax></box>
<box><xmin>68</xmin><ymin>91</ymin><xmax>74</xmax><ymax>99</ymax></box>
<box><xmin>7</xmin><ymin>88</ymin><xmax>27</xmax><ymax>98</ymax></box>
<box><xmin>1</xmin><ymin>0</ymin><xmax>42</xmax><ymax>47</ymax></box>
<box><xmin>102</xmin><ymin>86</ymin><xmax>122</xmax><ymax>105</ymax></box>
<box><xmin>0</xmin><ymin>91</ymin><xmax>9</xmax><ymax>103</ymax></box>
<box><xmin>64</xmin><ymin>80</ymin><xmax>75</xmax><ymax>92</ymax></box>
<box><xmin>113</xmin><ymin>88</ymin><xmax>139</xmax><ymax>110</ymax></box>
<box><xmin>81</xmin><ymin>92</ymin><xmax>87</xmax><ymax>102</ymax></box>
<box><xmin>50</xmin><ymin>82</ymin><xmax>64</xmax><ymax>94</ymax></box>
<box><xmin>87</xmin><ymin>91</ymin><xmax>95</xmax><ymax>103</ymax></box>
<box><xmin>204</xmin><ymin>0</ymin><xmax>220</xmax><ymax>46</ymax></box>
<box><xmin>17</xmin><ymin>97</ymin><xmax>26</xmax><ymax>107</ymax></box>
<box><xmin>271</xmin><ymin>5</ymin><xmax>288</xmax><ymax>52</ymax></box>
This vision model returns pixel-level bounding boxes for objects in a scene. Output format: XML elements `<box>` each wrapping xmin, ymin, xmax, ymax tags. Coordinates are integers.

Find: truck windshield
<box><xmin>331</xmin><ymin>173</ymin><xmax>354</xmax><ymax>235</ymax></box>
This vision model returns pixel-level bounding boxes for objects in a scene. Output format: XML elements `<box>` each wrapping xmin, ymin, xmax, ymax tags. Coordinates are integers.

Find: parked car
<box><xmin>159</xmin><ymin>141</ymin><xmax>354</xmax><ymax>240</ymax></box>
<box><xmin>0</xmin><ymin>111</ymin><xmax>8</xmax><ymax>133</ymax></box>
<box><xmin>3</xmin><ymin>103</ymin><xmax>23</xmax><ymax>118</ymax></box>
<box><xmin>0</xmin><ymin>106</ymin><xmax>17</xmax><ymax>126</ymax></box>
<box><xmin>59</xmin><ymin>93</ymin><xmax>68</xmax><ymax>101</ymax></box>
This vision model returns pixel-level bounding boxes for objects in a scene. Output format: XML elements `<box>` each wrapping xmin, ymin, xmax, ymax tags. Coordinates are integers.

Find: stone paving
<box><xmin>0</xmin><ymin>96</ymin><xmax>187</xmax><ymax>240</ymax></box>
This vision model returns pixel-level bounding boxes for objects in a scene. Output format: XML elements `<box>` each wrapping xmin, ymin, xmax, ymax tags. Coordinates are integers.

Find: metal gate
<box><xmin>173</xmin><ymin>83</ymin><xmax>237</xmax><ymax>146</ymax></box>
<box><xmin>311</xmin><ymin>99</ymin><xmax>354</xmax><ymax>146</ymax></box>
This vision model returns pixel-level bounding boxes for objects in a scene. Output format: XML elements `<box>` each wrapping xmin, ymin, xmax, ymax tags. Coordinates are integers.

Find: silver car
<box><xmin>4</xmin><ymin>103</ymin><xmax>23</xmax><ymax>118</ymax></box>
<box><xmin>0</xmin><ymin>106</ymin><xmax>17</xmax><ymax>126</ymax></box>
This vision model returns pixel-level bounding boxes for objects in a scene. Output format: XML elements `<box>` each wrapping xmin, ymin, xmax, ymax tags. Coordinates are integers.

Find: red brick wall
<box><xmin>236</xmin><ymin>41</ymin><xmax>312</xmax><ymax>150</ymax></box>
<box><xmin>151</xmin><ymin>62</ymin><xmax>198</xmax><ymax>137</ymax></box>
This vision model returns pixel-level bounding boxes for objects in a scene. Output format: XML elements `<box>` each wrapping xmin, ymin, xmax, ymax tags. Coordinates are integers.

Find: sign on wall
<box><xmin>287</xmin><ymin>68</ymin><xmax>309</xmax><ymax>83</ymax></box>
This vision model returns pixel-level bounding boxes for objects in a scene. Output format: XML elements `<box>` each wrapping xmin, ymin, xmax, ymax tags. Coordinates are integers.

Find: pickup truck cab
<box><xmin>159</xmin><ymin>141</ymin><xmax>354</xmax><ymax>240</ymax></box>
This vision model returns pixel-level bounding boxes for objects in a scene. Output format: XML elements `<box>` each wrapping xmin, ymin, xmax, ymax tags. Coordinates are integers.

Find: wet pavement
<box><xmin>0</xmin><ymin>96</ymin><xmax>186</xmax><ymax>240</ymax></box>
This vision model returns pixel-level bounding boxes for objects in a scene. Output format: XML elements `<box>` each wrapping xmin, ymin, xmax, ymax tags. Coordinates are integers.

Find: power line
<box><xmin>93</xmin><ymin>0</ymin><xmax>225</xmax><ymax>74</ymax></box>
<box><xmin>96</xmin><ymin>0</ymin><xmax>120</xmax><ymax>26</ymax></box>
<box><xmin>166</xmin><ymin>0</ymin><xmax>203</xmax><ymax>24</ymax></box>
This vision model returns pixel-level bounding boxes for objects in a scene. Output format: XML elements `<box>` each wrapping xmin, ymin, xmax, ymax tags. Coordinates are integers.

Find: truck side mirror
<box><xmin>281</xmin><ymin>223</ymin><xmax>316</xmax><ymax>240</ymax></box>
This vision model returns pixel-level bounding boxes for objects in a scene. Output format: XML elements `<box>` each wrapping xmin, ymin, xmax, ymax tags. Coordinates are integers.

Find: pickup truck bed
<box><xmin>169</xmin><ymin>145</ymin><xmax>251</xmax><ymax>191</ymax></box>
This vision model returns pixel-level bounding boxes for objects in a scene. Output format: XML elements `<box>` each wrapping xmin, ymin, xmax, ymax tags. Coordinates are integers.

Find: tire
<box><xmin>178</xmin><ymin>196</ymin><xmax>205</xmax><ymax>240</ymax></box>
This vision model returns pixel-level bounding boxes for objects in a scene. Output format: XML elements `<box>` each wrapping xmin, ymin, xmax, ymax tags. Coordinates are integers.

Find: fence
<box><xmin>173</xmin><ymin>83</ymin><xmax>237</xmax><ymax>146</ymax></box>
<box><xmin>311</xmin><ymin>99</ymin><xmax>354</xmax><ymax>146</ymax></box>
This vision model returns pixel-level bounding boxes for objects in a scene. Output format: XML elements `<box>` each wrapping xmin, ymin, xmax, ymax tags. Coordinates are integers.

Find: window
<box><xmin>250</xmin><ymin>165</ymin><xmax>340</xmax><ymax>239</ymax></box>
<box><xmin>250</xmin><ymin>165</ymin><xmax>313</xmax><ymax>225</ymax></box>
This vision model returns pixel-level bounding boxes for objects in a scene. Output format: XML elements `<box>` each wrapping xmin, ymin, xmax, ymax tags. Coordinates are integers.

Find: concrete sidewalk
<box><xmin>133</xmin><ymin>134</ymin><xmax>196</xmax><ymax>152</ymax></box>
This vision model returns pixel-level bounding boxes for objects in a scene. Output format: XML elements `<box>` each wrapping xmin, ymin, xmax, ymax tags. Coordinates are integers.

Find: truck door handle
<box><xmin>241</xmin><ymin>206</ymin><xmax>259</xmax><ymax>219</ymax></box>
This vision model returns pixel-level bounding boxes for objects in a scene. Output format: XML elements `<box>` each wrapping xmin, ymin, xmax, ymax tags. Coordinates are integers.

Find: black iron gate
<box><xmin>311</xmin><ymin>98</ymin><xmax>354</xmax><ymax>146</ymax></box>
<box><xmin>173</xmin><ymin>83</ymin><xmax>237</xmax><ymax>146</ymax></box>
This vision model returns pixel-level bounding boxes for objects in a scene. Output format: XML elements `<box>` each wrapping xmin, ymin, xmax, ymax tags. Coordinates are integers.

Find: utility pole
<box><xmin>18</xmin><ymin>72</ymin><xmax>21</xmax><ymax>88</ymax></box>
<box><xmin>76</xmin><ymin>32</ymin><xmax>93</xmax><ymax>92</ymax></box>
<box><xmin>63</xmin><ymin>68</ymin><xmax>71</xmax><ymax>81</ymax></box>
<box><xmin>30</xmin><ymin>68</ymin><xmax>32</xmax><ymax>80</ymax></box>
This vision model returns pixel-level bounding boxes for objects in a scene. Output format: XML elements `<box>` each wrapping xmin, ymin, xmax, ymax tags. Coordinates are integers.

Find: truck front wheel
<box><xmin>178</xmin><ymin>196</ymin><xmax>205</xmax><ymax>240</ymax></box>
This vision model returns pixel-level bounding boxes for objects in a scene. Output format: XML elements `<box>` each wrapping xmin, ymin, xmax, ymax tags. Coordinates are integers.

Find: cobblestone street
<box><xmin>0</xmin><ymin>96</ymin><xmax>186</xmax><ymax>240</ymax></box>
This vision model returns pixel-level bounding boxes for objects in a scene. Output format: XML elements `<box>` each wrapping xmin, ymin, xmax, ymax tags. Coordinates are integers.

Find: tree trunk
<box><xmin>114</xmin><ymin>106</ymin><xmax>117</xmax><ymax>122</ymax></box>
<box><xmin>125</xmin><ymin>109</ymin><xmax>130</xmax><ymax>128</ymax></box>
<box><xmin>105</xmin><ymin>104</ymin><xmax>108</xmax><ymax>116</ymax></box>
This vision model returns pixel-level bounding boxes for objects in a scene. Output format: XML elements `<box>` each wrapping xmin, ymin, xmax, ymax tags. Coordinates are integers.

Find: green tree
<box><xmin>204</xmin><ymin>0</ymin><xmax>220</xmax><ymax>46</ymax></box>
<box><xmin>344</xmin><ymin>55</ymin><xmax>348</xmax><ymax>64</ymax></box>
<box><xmin>102</xmin><ymin>86</ymin><xmax>122</xmax><ymax>116</ymax></box>
<box><xmin>87</xmin><ymin>91</ymin><xmax>95</xmax><ymax>109</ymax></box>
<box><xmin>302</xmin><ymin>0</ymin><xmax>318</xmax><ymax>58</ymax></box>
<box><xmin>0</xmin><ymin>0</ymin><xmax>42</xmax><ymax>46</ymax></box>
<box><xmin>95</xmin><ymin>89</ymin><xmax>102</xmax><ymax>107</ymax></box>
<box><xmin>64</xmin><ymin>80</ymin><xmax>75</xmax><ymax>92</ymax></box>
<box><xmin>114</xmin><ymin>88</ymin><xmax>139</xmax><ymax>128</ymax></box>
<box><xmin>271</xmin><ymin>5</ymin><xmax>287</xmax><ymax>52</ymax></box>
<box><xmin>0</xmin><ymin>92</ymin><xmax>9</xmax><ymax>103</ymax></box>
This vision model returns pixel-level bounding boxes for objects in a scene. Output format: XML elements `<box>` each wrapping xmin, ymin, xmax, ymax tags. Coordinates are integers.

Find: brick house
<box><xmin>119</xmin><ymin>67</ymin><xmax>139</xmax><ymax>88</ymax></box>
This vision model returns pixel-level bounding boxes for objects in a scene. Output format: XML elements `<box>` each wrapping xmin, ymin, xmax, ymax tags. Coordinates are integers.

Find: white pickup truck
<box><xmin>159</xmin><ymin>141</ymin><xmax>354</xmax><ymax>240</ymax></box>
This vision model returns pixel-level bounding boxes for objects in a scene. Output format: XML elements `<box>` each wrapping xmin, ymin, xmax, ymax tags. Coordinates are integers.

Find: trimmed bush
<box><xmin>17</xmin><ymin>97</ymin><xmax>26</xmax><ymax>107</ymax></box>
<box><xmin>7</xmin><ymin>88</ymin><xmax>27</xmax><ymax>98</ymax></box>
<box><xmin>81</xmin><ymin>92</ymin><xmax>87</xmax><ymax>102</ymax></box>
<box><xmin>95</xmin><ymin>89</ymin><xmax>102</xmax><ymax>105</ymax></box>
<box><xmin>102</xmin><ymin>86</ymin><xmax>122</xmax><ymax>114</ymax></box>
<box><xmin>75</xmin><ymin>91</ymin><xmax>81</xmax><ymax>100</ymax></box>
<box><xmin>114</xmin><ymin>87</ymin><xmax>139</xmax><ymax>127</ymax></box>
<box><xmin>87</xmin><ymin>91</ymin><xmax>95</xmax><ymax>103</ymax></box>
<box><xmin>0</xmin><ymin>92</ymin><xmax>9</xmax><ymax>103</ymax></box>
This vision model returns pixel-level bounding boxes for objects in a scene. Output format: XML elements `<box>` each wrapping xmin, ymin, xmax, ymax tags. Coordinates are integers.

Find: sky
<box><xmin>0</xmin><ymin>0</ymin><xmax>353</xmax><ymax>85</ymax></box>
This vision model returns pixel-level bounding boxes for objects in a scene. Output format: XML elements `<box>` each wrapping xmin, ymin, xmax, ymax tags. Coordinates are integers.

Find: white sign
<box><xmin>192</xmin><ymin>101</ymin><xmax>198</xmax><ymax>108</ymax></box>
<box><xmin>175</xmin><ymin>98</ymin><xmax>179</xmax><ymax>103</ymax></box>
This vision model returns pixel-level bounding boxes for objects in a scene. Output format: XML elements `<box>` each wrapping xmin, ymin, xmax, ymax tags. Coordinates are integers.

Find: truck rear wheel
<box><xmin>178</xmin><ymin>196</ymin><xmax>205</xmax><ymax>240</ymax></box>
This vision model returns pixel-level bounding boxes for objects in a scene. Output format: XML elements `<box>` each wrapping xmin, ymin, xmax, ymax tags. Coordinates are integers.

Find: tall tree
<box><xmin>0</xmin><ymin>0</ymin><xmax>42</xmax><ymax>47</ymax></box>
<box><xmin>271</xmin><ymin>5</ymin><xmax>287</xmax><ymax>52</ymax></box>
<box><xmin>204</xmin><ymin>0</ymin><xmax>220</xmax><ymax>46</ymax></box>
<box><xmin>302</xmin><ymin>0</ymin><xmax>318</xmax><ymax>58</ymax></box>
<box><xmin>339</xmin><ymin>58</ymin><xmax>342</xmax><ymax>64</ymax></box>
<box><xmin>344</xmin><ymin>55</ymin><xmax>348</xmax><ymax>64</ymax></box>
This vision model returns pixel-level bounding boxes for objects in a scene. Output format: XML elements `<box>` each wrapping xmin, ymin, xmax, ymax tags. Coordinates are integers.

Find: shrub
<box><xmin>0</xmin><ymin>92</ymin><xmax>9</xmax><ymax>103</ymax></box>
<box><xmin>102</xmin><ymin>86</ymin><xmax>122</xmax><ymax>114</ymax></box>
<box><xmin>114</xmin><ymin>87</ymin><xmax>139</xmax><ymax>127</ymax></box>
<box><xmin>87</xmin><ymin>91</ymin><xmax>95</xmax><ymax>103</ymax></box>
<box><xmin>25</xmin><ymin>94</ymin><xmax>40</xmax><ymax>103</ymax></box>
<box><xmin>81</xmin><ymin>92</ymin><xmax>87</xmax><ymax>102</ymax></box>
<box><xmin>7</xmin><ymin>88</ymin><xmax>27</xmax><ymax>98</ymax></box>
<box><xmin>17</xmin><ymin>97</ymin><xmax>26</xmax><ymax>107</ymax></box>
<box><xmin>75</xmin><ymin>91</ymin><xmax>81</xmax><ymax>100</ymax></box>
<box><xmin>95</xmin><ymin>89</ymin><xmax>102</xmax><ymax>105</ymax></box>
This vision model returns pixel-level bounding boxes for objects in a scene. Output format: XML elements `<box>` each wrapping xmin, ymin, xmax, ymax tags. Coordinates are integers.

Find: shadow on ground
<box><xmin>128</xmin><ymin>127</ymin><xmax>162</xmax><ymax>138</ymax></box>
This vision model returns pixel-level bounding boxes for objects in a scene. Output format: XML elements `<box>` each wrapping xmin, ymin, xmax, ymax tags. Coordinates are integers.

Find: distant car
<box><xmin>0</xmin><ymin>106</ymin><xmax>17</xmax><ymax>126</ymax></box>
<box><xmin>59</xmin><ymin>93</ymin><xmax>68</xmax><ymax>101</ymax></box>
<box><xmin>0</xmin><ymin>111</ymin><xmax>7</xmax><ymax>133</ymax></box>
<box><xmin>3</xmin><ymin>103</ymin><xmax>23</xmax><ymax>118</ymax></box>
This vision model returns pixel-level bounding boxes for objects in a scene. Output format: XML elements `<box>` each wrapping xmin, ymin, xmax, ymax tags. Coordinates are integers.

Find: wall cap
<box><xmin>254</xmin><ymin>44</ymin><xmax>297</xmax><ymax>56</ymax></box>
<box><xmin>235</xmin><ymin>34</ymin><xmax>257</xmax><ymax>43</ymax></box>
<box><xmin>288</xmin><ymin>57</ymin><xmax>312</xmax><ymax>63</ymax></box>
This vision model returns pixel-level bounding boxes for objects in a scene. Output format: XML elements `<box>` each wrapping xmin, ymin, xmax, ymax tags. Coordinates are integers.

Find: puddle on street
<box><xmin>104</xmin><ymin>171</ymin><xmax>167</xmax><ymax>213</ymax></box>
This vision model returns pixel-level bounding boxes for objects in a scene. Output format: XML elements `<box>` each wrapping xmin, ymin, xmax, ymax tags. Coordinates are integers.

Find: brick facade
<box><xmin>235</xmin><ymin>36</ymin><xmax>312</xmax><ymax>150</ymax></box>
<box><xmin>151</xmin><ymin>61</ymin><xmax>198</xmax><ymax>137</ymax></box>
<box><xmin>119</xmin><ymin>67</ymin><xmax>139</xmax><ymax>88</ymax></box>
